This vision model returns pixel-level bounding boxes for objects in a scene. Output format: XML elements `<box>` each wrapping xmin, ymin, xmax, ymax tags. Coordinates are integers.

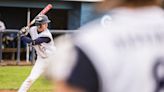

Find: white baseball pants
<box><xmin>18</xmin><ymin>57</ymin><xmax>49</xmax><ymax>92</ymax></box>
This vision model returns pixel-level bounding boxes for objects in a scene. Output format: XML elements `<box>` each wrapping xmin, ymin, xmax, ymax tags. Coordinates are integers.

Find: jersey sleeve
<box><xmin>33</xmin><ymin>37</ymin><xmax>51</xmax><ymax>45</ymax></box>
<box><xmin>21</xmin><ymin>36</ymin><xmax>50</xmax><ymax>45</ymax></box>
<box><xmin>21</xmin><ymin>36</ymin><xmax>33</xmax><ymax>44</ymax></box>
<box><xmin>67</xmin><ymin>46</ymin><xmax>100</xmax><ymax>92</ymax></box>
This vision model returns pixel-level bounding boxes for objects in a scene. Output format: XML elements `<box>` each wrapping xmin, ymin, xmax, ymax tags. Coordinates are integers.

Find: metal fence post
<box><xmin>31</xmin><ymin>47</ymin><xmax>35</xmax><ymax>65</ymax></box>
<box><xmin>26</xmin><ymin>44</ymin><xmax>30</xmax><ymax>62</ymax></box>
<box><xmin>17</xmin><ymin>34</ymin><xmax>21</xmax><ymax>64</ymax></box>
<box><xmin>26</xmin><ymin>8</ymin><xmax>31</xmax><ymax>63</ymax></box>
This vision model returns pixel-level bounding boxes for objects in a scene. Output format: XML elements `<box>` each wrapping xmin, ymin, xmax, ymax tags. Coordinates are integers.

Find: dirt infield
<box><xmin>0</xmin><ymin>90</ymin><xmax>16</xmax><ymax>92</ymax></box>
<box><xmin>0</xmin><ymin>60</ymin><xmax>33</xmax><ymax>66</ymax></box>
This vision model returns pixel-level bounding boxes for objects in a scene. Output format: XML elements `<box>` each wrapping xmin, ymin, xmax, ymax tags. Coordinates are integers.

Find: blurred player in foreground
<box><xmin>18</xmin><ymin>15</ymin><xmax>56</xmax><ymax>92</ymax></box>
<box><xmin>48</xmin><ymin>0</ymin><xmax>164</xmax><ymax>92</ymax></box>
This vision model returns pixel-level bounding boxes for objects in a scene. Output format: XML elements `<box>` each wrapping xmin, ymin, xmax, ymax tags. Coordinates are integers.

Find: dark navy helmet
<box><xmin>35</xmin><ymin>15</ymin><xmax>51</xmax><ymax>26</ymax></box>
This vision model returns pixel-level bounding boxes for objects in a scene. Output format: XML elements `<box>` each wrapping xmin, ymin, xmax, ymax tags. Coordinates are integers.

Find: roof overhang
<box><xmin>61</xmin><ymin>0</ymin><xmax>103</xmax><ymax>2</ymax></box>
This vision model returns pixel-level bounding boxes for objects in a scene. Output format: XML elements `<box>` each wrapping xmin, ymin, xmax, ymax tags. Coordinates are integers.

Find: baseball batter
<box><xmin>18</xmin><ymin>15</ymin><xmax>56</xmax><ymax>92</ymax></box>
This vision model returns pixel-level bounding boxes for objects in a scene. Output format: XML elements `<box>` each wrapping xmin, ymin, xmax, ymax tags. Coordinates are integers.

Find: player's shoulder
<box><xmin>38</xmin><ymin>29</ymin><xmax>52</xmax><ymax>38</ymax></box>
<box><xmin>29</xmin><ymin>26</ymin><xmax>37</xmax><ymax>32</ymax></box>
<box><xmin>73</xmin><ymin>6</ymin><xmax>164</xmax><ymax>47</ymax></box>
<box><xmin>79</xmin><ymin>14</ymin><xmax>112</xmax><ymax>30</ymax></box>
<box><xmin>30</xmin><ymin>26</ymin><xmax>37</xmax><ymax>30</ymax></box>
<box><xmin>43</xmin><ymin>29</ymin><xmax>51</xmax><ymax>35</ymax></box>
<box><xmin>73</xmin><ymin>14</ymin><xmax>114</xmax><ymax>44</ymax></box>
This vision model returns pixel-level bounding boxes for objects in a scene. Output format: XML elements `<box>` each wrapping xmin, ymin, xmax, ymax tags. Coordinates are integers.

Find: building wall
<box><xmin>68</xmin><ymin>2</ymin><xmax>103</xmax><ymax>29</ymax></box>
<box><xmin>68</xmin><ymin>3</ymin><xmax>81</xmax><ymax>29</ymax></box>
<box><xmin>80</xmin><ymin>2</ymin><xmax>102</xmax><ymax>26</ymax></box>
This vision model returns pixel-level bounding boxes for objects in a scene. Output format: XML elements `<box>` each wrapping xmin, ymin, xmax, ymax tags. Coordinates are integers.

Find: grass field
<box><xmin>0</xmin><ymin>66</ymin><xmax>53</xmax><ymax>92</ymax></box>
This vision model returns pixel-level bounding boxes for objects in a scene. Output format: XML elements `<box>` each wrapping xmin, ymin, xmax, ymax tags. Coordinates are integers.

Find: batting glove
<box><xmin>19</xmin><ymin>26</ymin><xmax>29</xmax><ymax>36</ymax></box>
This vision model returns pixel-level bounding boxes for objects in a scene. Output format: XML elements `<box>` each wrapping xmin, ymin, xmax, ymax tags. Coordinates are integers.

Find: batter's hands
<box><xmin>19</xmin><ymin>26</ymin><xmax>29</xmax><ymax>36</ymax></box>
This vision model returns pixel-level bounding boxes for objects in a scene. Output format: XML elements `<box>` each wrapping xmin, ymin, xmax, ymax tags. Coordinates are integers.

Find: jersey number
<box><xmin>153</xmin><ymin>57</ymin><xmax>164</xmax><ymax>92</ymax></box>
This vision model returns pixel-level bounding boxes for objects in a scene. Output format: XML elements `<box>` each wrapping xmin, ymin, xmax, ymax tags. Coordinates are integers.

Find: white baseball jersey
<box><xmin>29</xmin><ymin>26</ymin><xmax>56</xmax><ymax>58</ymax></box>
<box><xmin>49</xmin><ymin>6</ymin><xmax>164</xmax><ymax>92</ymax></box>
<box><xmin>74</xmin><ymin>6</ymin><xmax>164</xmax><ymax>92</ymax></box>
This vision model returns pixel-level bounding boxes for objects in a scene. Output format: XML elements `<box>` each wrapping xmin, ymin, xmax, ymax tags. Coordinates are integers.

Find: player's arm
<box><xmin>21</xmin><ymin>36</ymin><xmax>51</xmax><ymax>45</ymax></box>
<box><xmin>54</xmin><ymin>47</ymin><xmax>99</xmax><ymax>92</ymax></box>
<box><xmin>19</xmin><ymin>27</ymin><xmax>29</xmax><ymax>36</ymax></box>
<box><xmin>66</xmin><ymin>47</ymin><xmax>99</xmax><ymax>92</ymax></box>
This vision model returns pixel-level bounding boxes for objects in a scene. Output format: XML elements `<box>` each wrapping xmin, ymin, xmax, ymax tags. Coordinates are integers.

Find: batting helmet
<box><xmin>35</xmin><ymin>15</ymin><xmax>51</xmax><ymax>26</ymax></box>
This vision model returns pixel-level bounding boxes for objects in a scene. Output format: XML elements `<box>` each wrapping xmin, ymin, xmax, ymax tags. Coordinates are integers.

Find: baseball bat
<box><xmin>28</xmin><ymin>4</ymin><xmax>53</xmax><ymax>27</ymax></box>
<box><xmin>17</xmin><ymin>4</ymin><xmax>52</xmax><ymax>35</ymax></box>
